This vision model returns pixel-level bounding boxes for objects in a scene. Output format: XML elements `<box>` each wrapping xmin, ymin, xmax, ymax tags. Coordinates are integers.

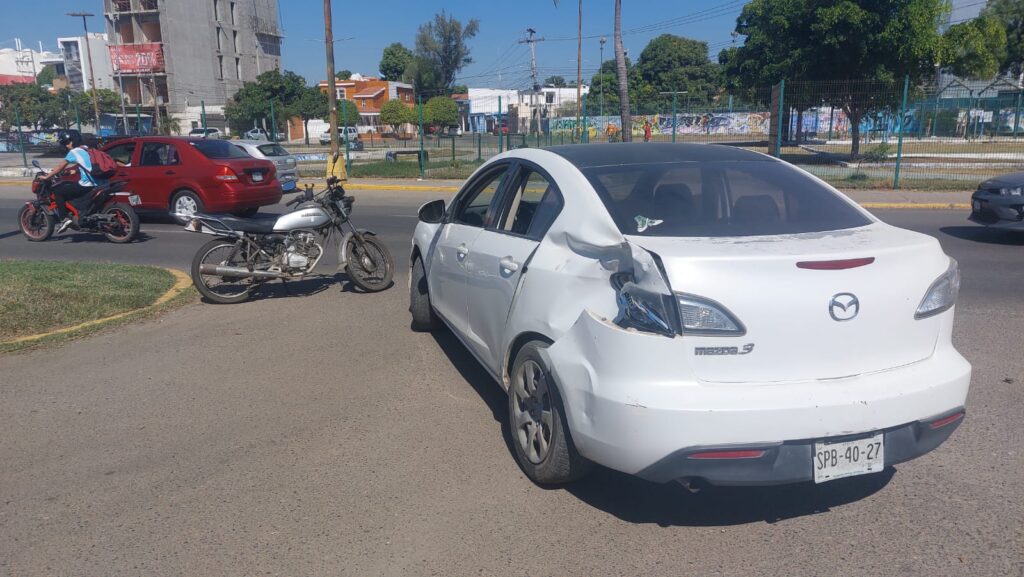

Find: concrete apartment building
<box><xmin>103</xmin><ymin>0</ymin><xmax>282</xmax><ymax>131</ymax></box>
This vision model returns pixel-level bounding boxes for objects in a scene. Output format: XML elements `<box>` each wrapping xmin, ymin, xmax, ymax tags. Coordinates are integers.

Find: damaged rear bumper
<box><xmin>543</xmin><ymin>311</ymin><xmax>971</xmax><ymax>485</ymax></box>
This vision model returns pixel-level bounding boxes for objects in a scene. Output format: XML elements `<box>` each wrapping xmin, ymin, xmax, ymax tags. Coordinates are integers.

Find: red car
<box><xmin>102</xmin><ymin>136</ymin><xmax>282</xmax><ymax>223</ymax></box>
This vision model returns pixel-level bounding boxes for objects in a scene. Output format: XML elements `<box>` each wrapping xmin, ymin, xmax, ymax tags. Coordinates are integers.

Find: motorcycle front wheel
<box><xmin>18</xmin><ymin>205</ymin><xmax>53</xmax><ymax>241</ymax></box>
<box><xmin>102</xmin><ymin>204</ymin><xmax>140</xmax><ymax>243</ymax></box>
<box><xmin>191</xmin><ymin>238</ymin><xmax>261</xmax><ymax>304</ymax></box>
<box><xmin>344</xmin><ymin>234</ymin><xmax>394</xmax><ymax>292</ymax></box>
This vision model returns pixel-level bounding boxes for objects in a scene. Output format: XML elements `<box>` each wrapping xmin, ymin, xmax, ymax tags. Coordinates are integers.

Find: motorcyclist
<box><xmin>42</xmin><ymin>131</ymin><xmax>106</xmax><ymax>234</ymax></box>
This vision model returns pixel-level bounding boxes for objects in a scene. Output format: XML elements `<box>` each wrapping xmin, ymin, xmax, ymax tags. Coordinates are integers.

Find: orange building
<box><xmin>317</xmin><ymin>75</ymin><xmax>415</xmax><ymax>128</ymax></box>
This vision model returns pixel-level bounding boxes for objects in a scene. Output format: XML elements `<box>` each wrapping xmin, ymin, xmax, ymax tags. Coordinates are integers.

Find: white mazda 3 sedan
<box><xmin>409</xmin><ymin>144</ymin><xmax>970</xmax><ymax>487</ymax></box>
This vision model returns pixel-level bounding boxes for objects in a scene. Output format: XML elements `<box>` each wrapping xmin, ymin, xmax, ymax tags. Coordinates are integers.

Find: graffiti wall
<box><xmin>550</xmin><ymin>112</ymin><xmax>771</xmax><ymax>136</ymax></box>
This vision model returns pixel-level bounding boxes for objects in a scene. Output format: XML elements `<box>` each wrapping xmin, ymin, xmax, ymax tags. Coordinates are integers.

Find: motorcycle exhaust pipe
<box><xmin>198</xmin><ymin>264</ymin><xmax>281</xmax><ymax>279</ymax></box>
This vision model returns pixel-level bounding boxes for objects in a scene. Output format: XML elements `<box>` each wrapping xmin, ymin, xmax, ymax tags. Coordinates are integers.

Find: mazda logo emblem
<box><xmin>829</xmin><ymin>293</ymin><xmax>860</xmax><ymax>321</ymax></box>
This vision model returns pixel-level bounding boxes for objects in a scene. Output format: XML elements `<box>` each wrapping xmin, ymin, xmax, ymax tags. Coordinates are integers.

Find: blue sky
<box><xmin>2</xmin><ymin>0</ymin><xmax>987</xmax><ymax>88</ymax></box>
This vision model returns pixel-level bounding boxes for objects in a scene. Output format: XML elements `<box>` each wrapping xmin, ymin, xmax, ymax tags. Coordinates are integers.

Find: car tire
<box><xmin>508</xmin><ymin>341</ymin><xmax>592</xmax><ymax>485</ymax></box>
<box><xmin>170</xmin><ymin>190</ymin><xmax>204</xmax><ymax>225</ymax></box>
<box><xmin>409</xmin><ymin>257</ymin><xmax>440</xmax><ymax>331</ymax></box>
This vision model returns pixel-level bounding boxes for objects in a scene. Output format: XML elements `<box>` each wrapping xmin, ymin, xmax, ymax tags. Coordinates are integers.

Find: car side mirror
<box><xmin>418</xmin><ymin>199</ymin><xmax>445</xmax><ymax>224</ymax></box>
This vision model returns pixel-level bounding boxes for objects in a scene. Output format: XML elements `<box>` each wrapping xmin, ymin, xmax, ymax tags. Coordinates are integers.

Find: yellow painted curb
<box><xmin>345</xmin><ymin>183</ymin><xmax>460</xmax><ymax>192</ymax></box>
<box><xmin>1</xmin><ymin>268</ymin><xmax>192</xmax><ymax>347</ymax></box>
<box><xmin>861</xmin><ymin>202</ymin><xmax>971</xmax><ymax>210</ymax></box>
<box><xmin>1</xmin><ymin>180</ymin><xmax>34</xmax><ymax>186</ymax></box>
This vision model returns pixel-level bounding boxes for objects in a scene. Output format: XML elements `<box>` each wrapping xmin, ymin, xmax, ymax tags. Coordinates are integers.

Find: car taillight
<box><xmin>215</xmin><ymin>166</ymin><xmax>240</xmax><ymax>181</ymax></box>
<box><xmin>677</xmin><ymin>294</ymin><xmax>746</xmax><ymax>335</ymax></box>
<box><xmin>915</xmin><ymin>258</ymin><xmax>960</xmax><ymax>319</ymax></box>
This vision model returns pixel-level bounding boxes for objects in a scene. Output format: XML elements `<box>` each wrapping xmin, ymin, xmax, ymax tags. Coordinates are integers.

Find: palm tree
<box><xmin>614</xmin><ymin>0</ymin><xmax>631</xmax><ymax>141</ymax></box>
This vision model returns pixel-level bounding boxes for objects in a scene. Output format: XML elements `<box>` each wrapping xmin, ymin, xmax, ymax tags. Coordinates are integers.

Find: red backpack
<box><xmin>86</xmin><ymin>147</ymin><xmax>119</xmax><ymax>180</ymax></box>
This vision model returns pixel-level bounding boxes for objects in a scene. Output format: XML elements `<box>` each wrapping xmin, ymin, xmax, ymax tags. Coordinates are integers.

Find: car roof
<box><xmin>544</xmin><ymin>142</ymin><xmax>772</xmax><ymax>168</ymax></box>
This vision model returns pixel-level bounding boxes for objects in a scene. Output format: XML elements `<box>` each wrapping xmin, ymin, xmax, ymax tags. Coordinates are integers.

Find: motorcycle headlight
<box><xmin>915</xmin><ymin>258</ymin><xmax>960</xmax><ymax>319</ymax></box>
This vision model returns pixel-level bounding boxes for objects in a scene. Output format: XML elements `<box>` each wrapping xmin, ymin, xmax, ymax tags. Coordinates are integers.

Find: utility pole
<box><xmin>111</xmin><ymin>13</ymin><xmax>129</xmax><ymax>134</ymax></box>
<box><xmin>575</xmin><ymin>0</ymin><xmax>582</xmax><ymax>142</ymax></box>
<box><xmin>323</xmin><ymin>0</ymin><xmax>339</xmax><ymax>158</ymax></box>
<box><xmin>519</xmin><ymin>28</ymin><xmax>545</xmax><ymax>135</ymax></box>
<box><xmin>68</xmin><ymin>12</ymin><xmax>101</xmax><ymax>133</ymax></box>
<box><xmin>599</xmin><ymin>37</ymin><xmax>606</xmax><ymax>120</ymax></box>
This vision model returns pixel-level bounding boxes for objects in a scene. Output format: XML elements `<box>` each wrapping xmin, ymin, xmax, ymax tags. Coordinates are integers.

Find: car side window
<box><xmin>452</xmin><ymin>166</ymin><xmax>509</xmax><ymax>228</ymax></box>
<box><xmin>106</xmin><ymin>142</ymin><xmax>136</xmax><ymax>166</ymax></box>
<box><xmin>499</xmin><ymin>168</ymin><xmax>563</xmax><ymax>240</ymax></box>
<box><xmin>139</xmin><ymin>143</ymin><xmax>180</xmax><ymax>167</ymax></box>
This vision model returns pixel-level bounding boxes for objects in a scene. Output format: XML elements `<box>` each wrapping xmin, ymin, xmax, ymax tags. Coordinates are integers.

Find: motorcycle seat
<box><xmin>194</xmin><ymin>212</ymin><xmax>278</xmax><ymax>233</ymax></box>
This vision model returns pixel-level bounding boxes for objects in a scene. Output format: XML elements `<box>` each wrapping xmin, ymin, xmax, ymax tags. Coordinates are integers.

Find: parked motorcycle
<box><xmin>183</xmin><ymin>177</ymin><xmax>394</xmax><ymax>304</ymax></box>
<box><xmin>18</xmin><ymin>160</ymin><xmax>141</xmax><ymax>243</ymax></box>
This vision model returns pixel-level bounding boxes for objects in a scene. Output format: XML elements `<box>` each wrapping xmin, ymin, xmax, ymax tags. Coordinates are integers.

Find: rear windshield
<box><xmin>581</xmin><ymin>160</ymin><xmax>871</xmax><ymax>237</ymax></box>
<box><xmin>257</xmin><ymin>144</ymin><xmax>289</xmax><ymax>157</ymax></box>
<box><xmin>190</xmin><ymin>139</ymin><xmax>249</xmax><ymax>159</ymax></box>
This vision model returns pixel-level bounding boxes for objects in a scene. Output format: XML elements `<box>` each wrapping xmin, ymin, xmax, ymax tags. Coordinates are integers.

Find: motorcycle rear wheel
<box><xmin>102</xmin><ymin>205</ymin><xmax>140</xmax><ymax>243</ymax></box>
<box><xmin>191</xmin><ymin>238</ymin><xmax>260</xmax><ymax>304</ymax></box>
<box><xmin>18</xmin><ymin>205</ymin><xmax>53</xmax><ymax>241</ymax></box>
<box><xmin>345</xmin><ymin>235</ymin><xmax>394</xmax><ymax>292</ymax></box>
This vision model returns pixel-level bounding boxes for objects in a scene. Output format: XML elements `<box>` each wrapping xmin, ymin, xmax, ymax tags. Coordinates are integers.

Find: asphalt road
<box><xmin>1</xmin><ymin>184</ymin><xmax>1022</xmax><ymax>577</ymax></box>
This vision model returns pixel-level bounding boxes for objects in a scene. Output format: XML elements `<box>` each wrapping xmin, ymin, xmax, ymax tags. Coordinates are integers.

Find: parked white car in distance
<box><xmin>188</xmin><ymin>127</ymin><xmax>222</xmax><ymax>139</ymax></box>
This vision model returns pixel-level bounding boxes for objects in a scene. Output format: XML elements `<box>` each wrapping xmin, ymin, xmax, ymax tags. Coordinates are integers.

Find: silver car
<box><xmin>233</xmin><ymin>140</ymin><xmax>299</xmax><ymax>192</ymax></box>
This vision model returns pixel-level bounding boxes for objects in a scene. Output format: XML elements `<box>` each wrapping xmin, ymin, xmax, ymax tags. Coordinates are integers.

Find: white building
<box><xmin>466</xmin><ymin>86</ymin><xmax>590</xmax><ymax>133</ymax></box>
<box><xmin>0</xmin><ymin>41</ymin><xmax>61</xmax><ymax>86</ymax></box>
<box><xmin>58</xmin><ymin>34</ymin><xmax>115</xmax><ymax>92</ymax></box>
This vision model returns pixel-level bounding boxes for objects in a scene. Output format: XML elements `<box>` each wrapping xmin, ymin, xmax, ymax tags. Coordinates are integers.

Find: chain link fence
<box><xmin>283</xmin><ymin>76</ymin><xmax>1022</xmax><ymax>188</ymax></box>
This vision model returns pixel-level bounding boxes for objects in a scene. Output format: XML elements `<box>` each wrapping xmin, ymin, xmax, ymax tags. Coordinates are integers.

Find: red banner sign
<box><xmin>109</xmin><ymin>44</ymin><xmax>165</xmax><ymax>73</ymax></box>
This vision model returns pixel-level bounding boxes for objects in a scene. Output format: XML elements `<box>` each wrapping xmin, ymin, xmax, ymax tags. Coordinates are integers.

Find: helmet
<box><xmin>57</xmin><ymin>130</ymin><xmax>81</xmax><ymax>148</ymax></box>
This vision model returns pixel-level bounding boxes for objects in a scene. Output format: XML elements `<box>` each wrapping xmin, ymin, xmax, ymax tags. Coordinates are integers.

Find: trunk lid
<box><xmin>628</xmin><ymin>223</ymin><xmax>949</xmax><ymax>383</ymax></box>
<box><xmin>212</xmin><ymin>158</ymin><xmax>276</xmax><ymax>185</ymax></box>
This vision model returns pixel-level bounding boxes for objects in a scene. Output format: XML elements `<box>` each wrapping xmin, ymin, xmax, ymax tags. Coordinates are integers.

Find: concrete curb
<box><xmin>1</xmin><ymin>268</ymin><xmax>192</xmax><ymax>347</ymax></box>
<box><xmin>860</xmin><ymin>202</ymin><xmax>971</xmax><ymax>210</ymax></box>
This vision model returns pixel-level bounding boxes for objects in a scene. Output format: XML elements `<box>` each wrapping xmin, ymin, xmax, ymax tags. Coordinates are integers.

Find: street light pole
<box><xmin>68</xmin><ymin>12</ymin><xmax>101</xmax><ymax>133</ymax></box>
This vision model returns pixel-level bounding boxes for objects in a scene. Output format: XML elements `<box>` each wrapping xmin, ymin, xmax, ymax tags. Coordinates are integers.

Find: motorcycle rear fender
<box><xmin>336</xmin><ymin>228</ymin><xmax>377</xmax><ymax>272</ymax></box>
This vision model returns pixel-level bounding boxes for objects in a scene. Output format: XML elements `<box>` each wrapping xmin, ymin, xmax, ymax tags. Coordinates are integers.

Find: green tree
<box><xmin>336</xmin><ymin>69</ymin><xmax>352</xmax><ymax>80</ymax></box>
<box><xmin>224</xmin><ymin>69</ymin><xmax>306</xmax><ymax>133</ymax></box>
<box><xmin>36</xmin><ymin>65</ymin><xmax>56</xmax><ymax>87</ymax></box>
<box><xmin>544</xmin><ymin>75</ymin><xmax>567</xmax><ymax>87</ymax></box>
<box><xmin>634</xmin><ymin>34</ymin><xmax>722</xmax><ymax>113</ymax></box>
<box><xmin>292</xmin><ymin>86</ymin><xmax>329</xmax><ymax>145</ymax></box>
<box><xmin>980</xmin><ymin>0</ymin><xmax>1023</xmax><ymax>77</ymax></box>
<box><xmin>723</xmin><ymin>0</ymin><xmax>950</xmax><ymax>156</ymax></box>
<box><xmin>942</xmin><ymin>15</ymin><xmax>1008</xmax><ymax>79</ymax></box>
<box><xmin>379</xmin><ymin>42</ymin><xmax>414</xmax><ymax>81</ymax></box>
<box><xmin>380</xmin><ymin>99</ymin><xmax>413</xmax><ymax>132</ymax></box>
<box><xmin>413</xmin><ymin>11</ymin><xmax>479</xmax><ymax>94</ymax></box>
<box><xmin>450</xmin><ymin>84</ymin><xmax>468</xmax><ymax>95</ymax></box>
<box><xmin>423</xmin><ymin>96</ymin><xmax>458</xmax><ymax>127</ymax></box>
<box><xmin>328</xmin><ymin>99</ymin><xmax>361</xmax><ymax>127</ymax></box>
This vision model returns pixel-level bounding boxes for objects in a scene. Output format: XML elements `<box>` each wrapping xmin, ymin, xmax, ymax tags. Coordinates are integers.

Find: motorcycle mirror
<box><xmin>418</xmin><ymin>199</ymin><xmax>446</xmax><ymax>224</ymax></box>
<box><xmin>31</xmin><ymin>160</ymin><xmax>41</xmax><ymax>170</ymax></box>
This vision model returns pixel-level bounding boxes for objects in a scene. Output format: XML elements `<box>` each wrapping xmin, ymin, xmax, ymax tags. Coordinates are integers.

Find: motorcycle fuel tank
<box><xmin>274</xmin><ymin>204</ymin><xmax>331</xmax><ymax>231</ymax></box>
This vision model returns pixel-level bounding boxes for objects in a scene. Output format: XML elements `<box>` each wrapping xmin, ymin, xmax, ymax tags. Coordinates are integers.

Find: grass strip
<box><xmin>0</xmin><ymin>261</ymin><xmax>192</xmax><ymax>352</ymax></box>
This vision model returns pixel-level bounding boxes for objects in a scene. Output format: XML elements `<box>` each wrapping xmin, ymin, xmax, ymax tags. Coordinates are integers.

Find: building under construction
<box><xmin>103</xmin><ymin>0</ymin><xmax>282</xmax><ymax>129</ymax></box>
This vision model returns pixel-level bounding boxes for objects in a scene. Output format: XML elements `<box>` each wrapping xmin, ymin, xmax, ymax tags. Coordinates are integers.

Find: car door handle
<box><xmin>499</xmin><ymin>257</ymin><xmax>520</xmax><ymax>273</ymax></box>
<box><xmin>456</xmin><ymin>244</ymin><xmax>469</xmax><ymax>260</ymax></box>
<box><xmin>164</xmin><ymin>170</ymin><xmax>176</xmax><ymax>175</ymax></box>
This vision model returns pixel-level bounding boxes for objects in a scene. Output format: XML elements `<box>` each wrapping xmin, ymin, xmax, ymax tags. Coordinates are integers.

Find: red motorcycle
<box><xmin>18</xmin><ymin>160</ymin><xmax>141</xmax><ymax>243</ymax></box>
